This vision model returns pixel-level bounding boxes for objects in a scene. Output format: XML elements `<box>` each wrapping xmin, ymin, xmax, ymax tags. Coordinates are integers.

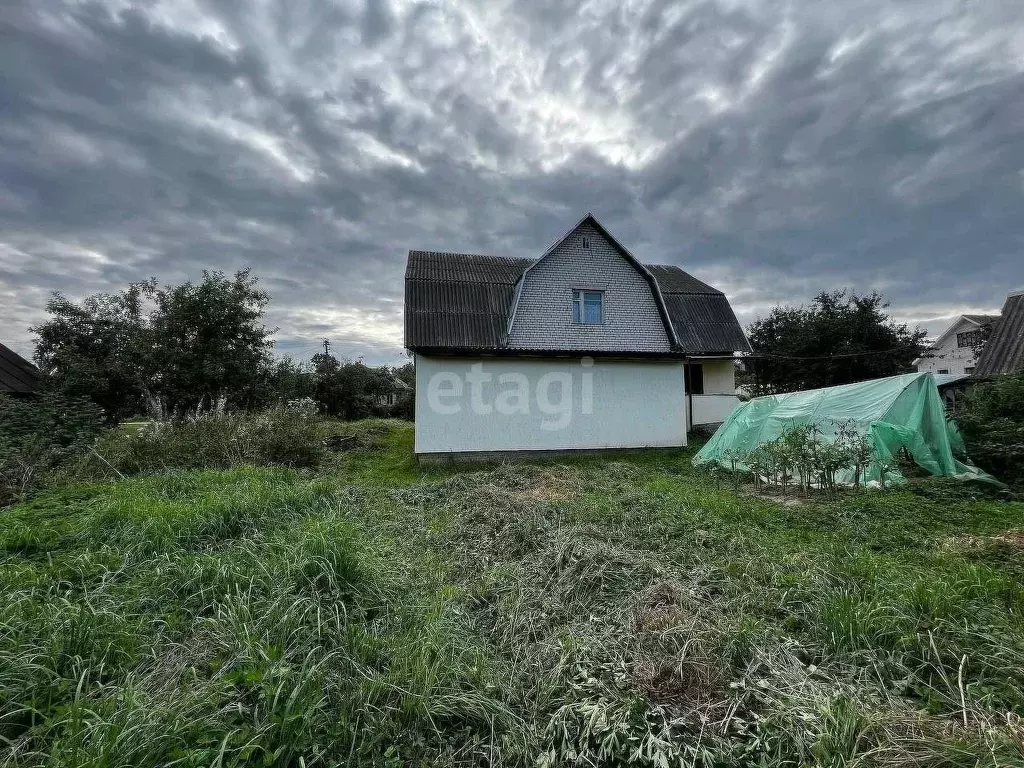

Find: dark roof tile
<box><xmin>0</xmin><ymin>342</ymin><xmax>40</xmax><ymax>394</ymax></box>
<box><xmin>974</xmin><ymin>291</ymin><xmax>1024</xmax><ymax>375</ymax></box>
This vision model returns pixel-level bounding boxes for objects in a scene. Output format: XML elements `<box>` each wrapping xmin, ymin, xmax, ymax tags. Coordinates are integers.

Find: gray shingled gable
<box><xmin>505</xmin><ymin>217</ymin><xmax>674</xmax><ymax>353</ymax></box>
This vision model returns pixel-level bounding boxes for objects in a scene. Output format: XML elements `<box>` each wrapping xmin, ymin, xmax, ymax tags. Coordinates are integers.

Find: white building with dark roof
<box><xmin>914</xmin><ymin>314</ymin><xmax>1000</xmax><ymax>376</ymax></box>
<box><xmin>404</xmin><ymin>213</ymin><xmax>750</xmax><ymax>459</ymax></box>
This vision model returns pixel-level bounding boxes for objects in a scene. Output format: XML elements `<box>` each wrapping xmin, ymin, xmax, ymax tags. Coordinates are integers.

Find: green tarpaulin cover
<box><xmin>693</xmin><ymin>372</ymin><xmax>994</xmax><ymax>486</ymax></box>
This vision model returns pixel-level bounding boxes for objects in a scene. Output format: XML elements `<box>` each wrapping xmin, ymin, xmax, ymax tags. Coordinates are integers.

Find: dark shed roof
<box><xmin>974</xmin><ymin>291</ymin><xmax>1024</xmax><ymax>376</ymax></box>
<box><xmin>405</xmin><ymin>250</ymin><xmax>750</xmax><ymax>356</ymax></box>
<box><xmin>0</xmin><ymin>342</ymin><xmax>40</xmax><ymax>394</ymax></box>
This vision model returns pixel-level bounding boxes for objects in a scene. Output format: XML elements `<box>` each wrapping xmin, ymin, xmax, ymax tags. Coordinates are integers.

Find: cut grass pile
<box><xmin>0</xmin><ymin>421</ymin><xmax>1022</xmax><ymax>766</ymax></box>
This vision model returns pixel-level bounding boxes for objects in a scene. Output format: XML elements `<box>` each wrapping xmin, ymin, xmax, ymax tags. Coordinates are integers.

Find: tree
<box><xmin>312</xmin><ymin>354</ymin><xmax>392</xmax><ymax>420</ymax></box>
<box><xmin>32</xmin><ymin>270</ymin><xmax>275</xmax><ymax>420</ymax></box>
<box><xmin>262</xmin><ymin>357</ymin><xmax>315</xmax><ymax>405</ymax></box>
<box><xmin>747</xmin><ymin>291</ymin><xmax>927</xmax><ymax>394</ymax></box>
<box><xmin>956</xmin><ymin>368</ymin><xmax>1024</xmax><ymax>484</ymax></box>
<box><xmin>32</xmin><ymin>283</ymin><xmax>152</xmax><ymax>422</ymax></box>
<box><xmin>146</xmin><ymin>270</ymin><xmax>274</xmax><ymax>414</ymax></box>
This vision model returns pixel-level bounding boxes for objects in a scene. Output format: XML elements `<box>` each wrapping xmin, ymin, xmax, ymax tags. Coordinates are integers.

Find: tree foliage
<box><xmin>32</xmin><ymin>270</ymin><xmax>274</xmax><ymax>420</ymax></box>
<box><xmin>146</xmin><ymin>270</ymin><xmax>274</xmax><ymax>414</ymax></box>
<box><xmin>956</xmin><ymin>369</ymin><xmax>1024</xmax><ymax>485</ymax></box>
<box><xmin>30</xmin><ymin>269</ymin><xmax>414</xmax><ymax>422</ymax></box>
<box><xmin>312</xmin><ymin>354</ymin><xmax>395</xmax><ymax>420</ymax></box>
<box><xmin>32</xmin><ymin>283</ymin><xmax>152</xmax><ymax>421</ymax></box>
<box><xmin>747</xmin><ymin>291</ymin><xmax>927</xmax><ymax>394</ymax></box>
<box><xmin>0</xmin><ymin>392</ymin><xmax>104</xmax><ymax>503</ymax></box>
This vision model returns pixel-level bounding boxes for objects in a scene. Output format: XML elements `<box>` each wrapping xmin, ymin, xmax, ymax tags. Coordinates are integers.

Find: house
<box><xmin>914</xmin><ymin>314</ymin><xmax>999</xmax><ymax>376</ymax></box>
<box><xmin>0</xmin><ymin>341</ymin><xmax>40</xmax><ymax>396</ymax></box>
<box><xmin>375</xmin><ymin>375</ymin><xmax>411</xmax><ymax>408</ymax></box>
<box><xmin>974</xmin><ymin>289</ymin><xmax>1024</xmax><ymax>376</ymax></box>
<box><xmin>404</xmin><ymin>213</ymin><xmax>750</xmax><ymax>459</ymax></box>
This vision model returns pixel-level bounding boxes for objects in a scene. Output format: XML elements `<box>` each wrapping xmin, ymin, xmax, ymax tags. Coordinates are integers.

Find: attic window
<box><xmin>957</xmin><ymin>330</ymin><xmax>982</xmax><ymax>348</ymax></box>
<box><xmin>572</xmin><ymin>290</ymin><xmax>603</xmax><ymax>325</ymax></box>
<box><xmin>581</xmin><ymin>236</ymin><xmax>590</xmax><ymax>249</ymax></box>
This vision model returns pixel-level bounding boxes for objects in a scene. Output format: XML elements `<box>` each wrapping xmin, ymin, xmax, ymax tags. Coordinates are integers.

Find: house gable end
<box><xmin>506</xmin><ymin>217</ymin><xmax>673</xmax><ymax>353</ymax></box>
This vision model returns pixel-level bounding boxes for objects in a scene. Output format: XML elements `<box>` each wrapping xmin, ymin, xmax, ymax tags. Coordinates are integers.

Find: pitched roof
<box><xmin>404</xmin><ymin>224</ymin><xmax>750</xmax><ymax>356</ymax></box>
<box><xmin>0</xmin><ymin>342</ymin><xmax>40</xmax><ymax>394</ymax></box>
<box><xmin>974</xmin><ymin>290</ymin><xmax>1024</xmax><ymax>376</ymax></box>
<box><xmin>962</xmin><ymin>314</ymin><xmax>1000</xmax><ymax>326</ymax></box>
<box><xmin>920</xmin><ymin>314</ymin><xmax>1002</xmax><ymax>360</ymax></box>
<box><xmin>405</xmin><ymin>251</ymin><xmax>530</xmax><ymax>351</ymax></box>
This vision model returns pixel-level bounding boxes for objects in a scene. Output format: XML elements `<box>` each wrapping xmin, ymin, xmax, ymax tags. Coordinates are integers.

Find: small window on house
<box><xmin>581</xmin><ymin>236</ymin><xmax>590</xmax><ymax>249</ymax></box>
<box><xmin>572</xmin><ymin>290</ymin><xmax>603</xmax><ymax>324</ymax></box>
<box><xmin>957</xmin><ymin>330</ymin><xmax>982</xmax><ymax>348</ymax></box>
<box><xmin>965</xmin><ymin>366</ymin><xmax>975</xmax><ymax>374</ymax></box>
<box><xmin>937</xmin><ymin>369</ymin><xmax>949</xmax><ymax>375</ymax></box>
<box><xmin>684</xmin><ymin>363</ymin><xmax>704</xmax><ymax>395</ymax></box>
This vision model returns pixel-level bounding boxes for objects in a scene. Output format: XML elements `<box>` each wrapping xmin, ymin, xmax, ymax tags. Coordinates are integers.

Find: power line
<box><xmin>742</xmin><ymin>346</ymin><xmax>922</xmax><ymax>362</ymax></box>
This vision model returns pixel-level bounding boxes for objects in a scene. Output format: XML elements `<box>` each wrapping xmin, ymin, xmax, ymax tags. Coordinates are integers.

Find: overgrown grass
<box><xmin>1</xmin><ymin>421</ymin><xmax>1022</xmax><ymax>766</ymax></box>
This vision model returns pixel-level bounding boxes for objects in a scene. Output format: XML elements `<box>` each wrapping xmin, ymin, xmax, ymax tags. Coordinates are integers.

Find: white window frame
<box><xmin>572</xmin><ymin>289</ymin><xmax>604</xmax><ymax>325</ymax></box>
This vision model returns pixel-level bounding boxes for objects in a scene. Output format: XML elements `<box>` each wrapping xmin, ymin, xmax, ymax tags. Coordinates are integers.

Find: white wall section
<box><xmin>415</xmin><ymin>355</ymin><xmax>686</xmax><ymax>454</ymax></box>
<box><xmin>700</xmin><ymin>359</ymin><xmax>736</xmax><ymax>394</ymax></box>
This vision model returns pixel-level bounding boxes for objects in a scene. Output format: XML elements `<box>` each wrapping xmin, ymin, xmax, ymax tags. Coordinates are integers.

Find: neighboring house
<box><xmin>0</xmin><ymin>342</ymin><xmax>40</xmax><ymax>396</ymax></box>
<box><xmin>974</xmin><ymin>289</ymin><xmax>1024</xmax><ymax>376</ymax></box>
<box><xmin>376</xmin><ymin>376</ymin><xmax>411</xmax><ymax>408</ymax></box>
<box><xmin>404</xmin><ymin>213</ymin><xmax>750</xmax><ymax>459</ymax></box>
<box><xmin>914</xmin><ymin>314</ymin><xmax>999</xmax><ymax>376</ymax></box>
<box><xmin>933</xmin><ymin>373</ymin><xmax>972</xmax><ymax>411</ymax></box>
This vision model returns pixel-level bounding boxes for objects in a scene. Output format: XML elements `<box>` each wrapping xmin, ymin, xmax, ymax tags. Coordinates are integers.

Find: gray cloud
<box><xmin>2</xmin><ymin>0</ymin><xmax>1023</xmax><ymax>364</ymax></box>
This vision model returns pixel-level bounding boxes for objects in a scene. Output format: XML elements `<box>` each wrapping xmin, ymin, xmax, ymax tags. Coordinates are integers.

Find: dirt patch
<box><xmin>737</xmin><ymin>484</ymin><xmax>807</xmax><ymax>506</ymax></box>
<box><xmin>632</xmin><ymin>581</ymin><xmax>690</xmax><ymax>632</ymax></box>
<box><xmin>945</xmin><ymin>529</ymin><xmax>1024</xmax><ymax>553</ymax></box>
<box><xmin>510</xmin><ymin>467</ymin><xmax>583</xmax><ymax>503</ymax></box>
<box><xmin>633</xmin><ymin>656</ymin><xmax>724</xmax><ymax>713</ymax></box>
<box><xmin>628</xmin><ymin>582</ymin><xmax>729</xmax><ymax>718</ymax></box>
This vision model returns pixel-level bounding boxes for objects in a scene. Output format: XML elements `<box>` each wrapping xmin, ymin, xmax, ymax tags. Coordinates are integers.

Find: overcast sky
<box><xmin>3</xmin><ymin>0</ymin><xmax>1023</xmax><ymax>365</ymax></box>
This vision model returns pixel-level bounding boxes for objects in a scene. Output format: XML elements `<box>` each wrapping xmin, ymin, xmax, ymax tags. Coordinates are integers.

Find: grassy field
<box><xmin>1</xmin><ymin>420</ymin><xmax>1022</xmax><ymax>767</ymax></box>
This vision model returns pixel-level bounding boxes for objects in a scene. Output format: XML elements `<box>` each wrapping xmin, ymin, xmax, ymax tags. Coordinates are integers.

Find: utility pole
<box><xmin>322</xmin><ymin>338</ymin><xmax>331</xmax><ymax>357</ymax></box>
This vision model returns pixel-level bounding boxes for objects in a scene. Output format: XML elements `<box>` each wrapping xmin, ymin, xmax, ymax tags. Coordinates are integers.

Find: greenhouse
<box><xmin>693</xmin><ymin>372</ymin><xmax>994</xmax><ymax>487</ymax></box>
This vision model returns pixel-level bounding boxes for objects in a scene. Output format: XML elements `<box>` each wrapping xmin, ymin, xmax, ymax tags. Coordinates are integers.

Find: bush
<box><xmin>0</xmin><ymin>393</ymin><xmax>104</xmax><ymax>504</ymax></box>
<box><xmin>93</xmin><ymin>405</ymin><xmax>324</xmax><ymax>476</ymax></box>
<box><xmin>957</xmin><ymin>370</ymin><xmax>1024</xmax><ymax>485</ymax></box>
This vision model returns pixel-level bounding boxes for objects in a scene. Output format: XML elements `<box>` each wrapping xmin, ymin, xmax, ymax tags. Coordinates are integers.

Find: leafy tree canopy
<box><xmin>32</xmin><ymin>270</ymin><xmax>274</xmax><ymax>420</ymax></box>
<box><xmin>747</xmin><ymin>291</ymin><xmax>927</xmax><ymax>394</ymax></box>
<box><xmin>312</xmin><ymin>354</ymin><xmax>395</xmax><ymax>420</ymax></box>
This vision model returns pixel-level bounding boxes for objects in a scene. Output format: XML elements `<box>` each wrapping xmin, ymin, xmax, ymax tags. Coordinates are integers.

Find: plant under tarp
<box><xmin>693</xmin><ymin>372</ymin><xmax>996</xmax><ymax>486</ymax></box>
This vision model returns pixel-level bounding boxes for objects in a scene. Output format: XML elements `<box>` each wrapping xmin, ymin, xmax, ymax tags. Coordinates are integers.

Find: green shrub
<box><xmin>93</xmin><ymin>406</ymin><xmax>323</xmax><ymax>475</ymax></box>
<box><xmin>957</xmin><ymin>370</ymin><xmax>1024</xmax><ymax>485</ymax></box>
<box><xmin>0</xmin><ymin>393</ymin><xmax>104</xmax><ymax>504</ymax></box>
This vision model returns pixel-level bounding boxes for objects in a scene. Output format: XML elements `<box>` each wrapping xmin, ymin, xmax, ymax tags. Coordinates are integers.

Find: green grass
<box><xmin>1</xmin><ymin>421</ymin><xmax>1022</xmax><ymax>766</ymax></box>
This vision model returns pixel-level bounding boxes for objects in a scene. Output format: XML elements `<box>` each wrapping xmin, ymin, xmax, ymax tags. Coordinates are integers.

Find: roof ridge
<box><xmin>408</xmin><ymin>249</ymin><xmax>529</xmax><ymax>261</ymax></box>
